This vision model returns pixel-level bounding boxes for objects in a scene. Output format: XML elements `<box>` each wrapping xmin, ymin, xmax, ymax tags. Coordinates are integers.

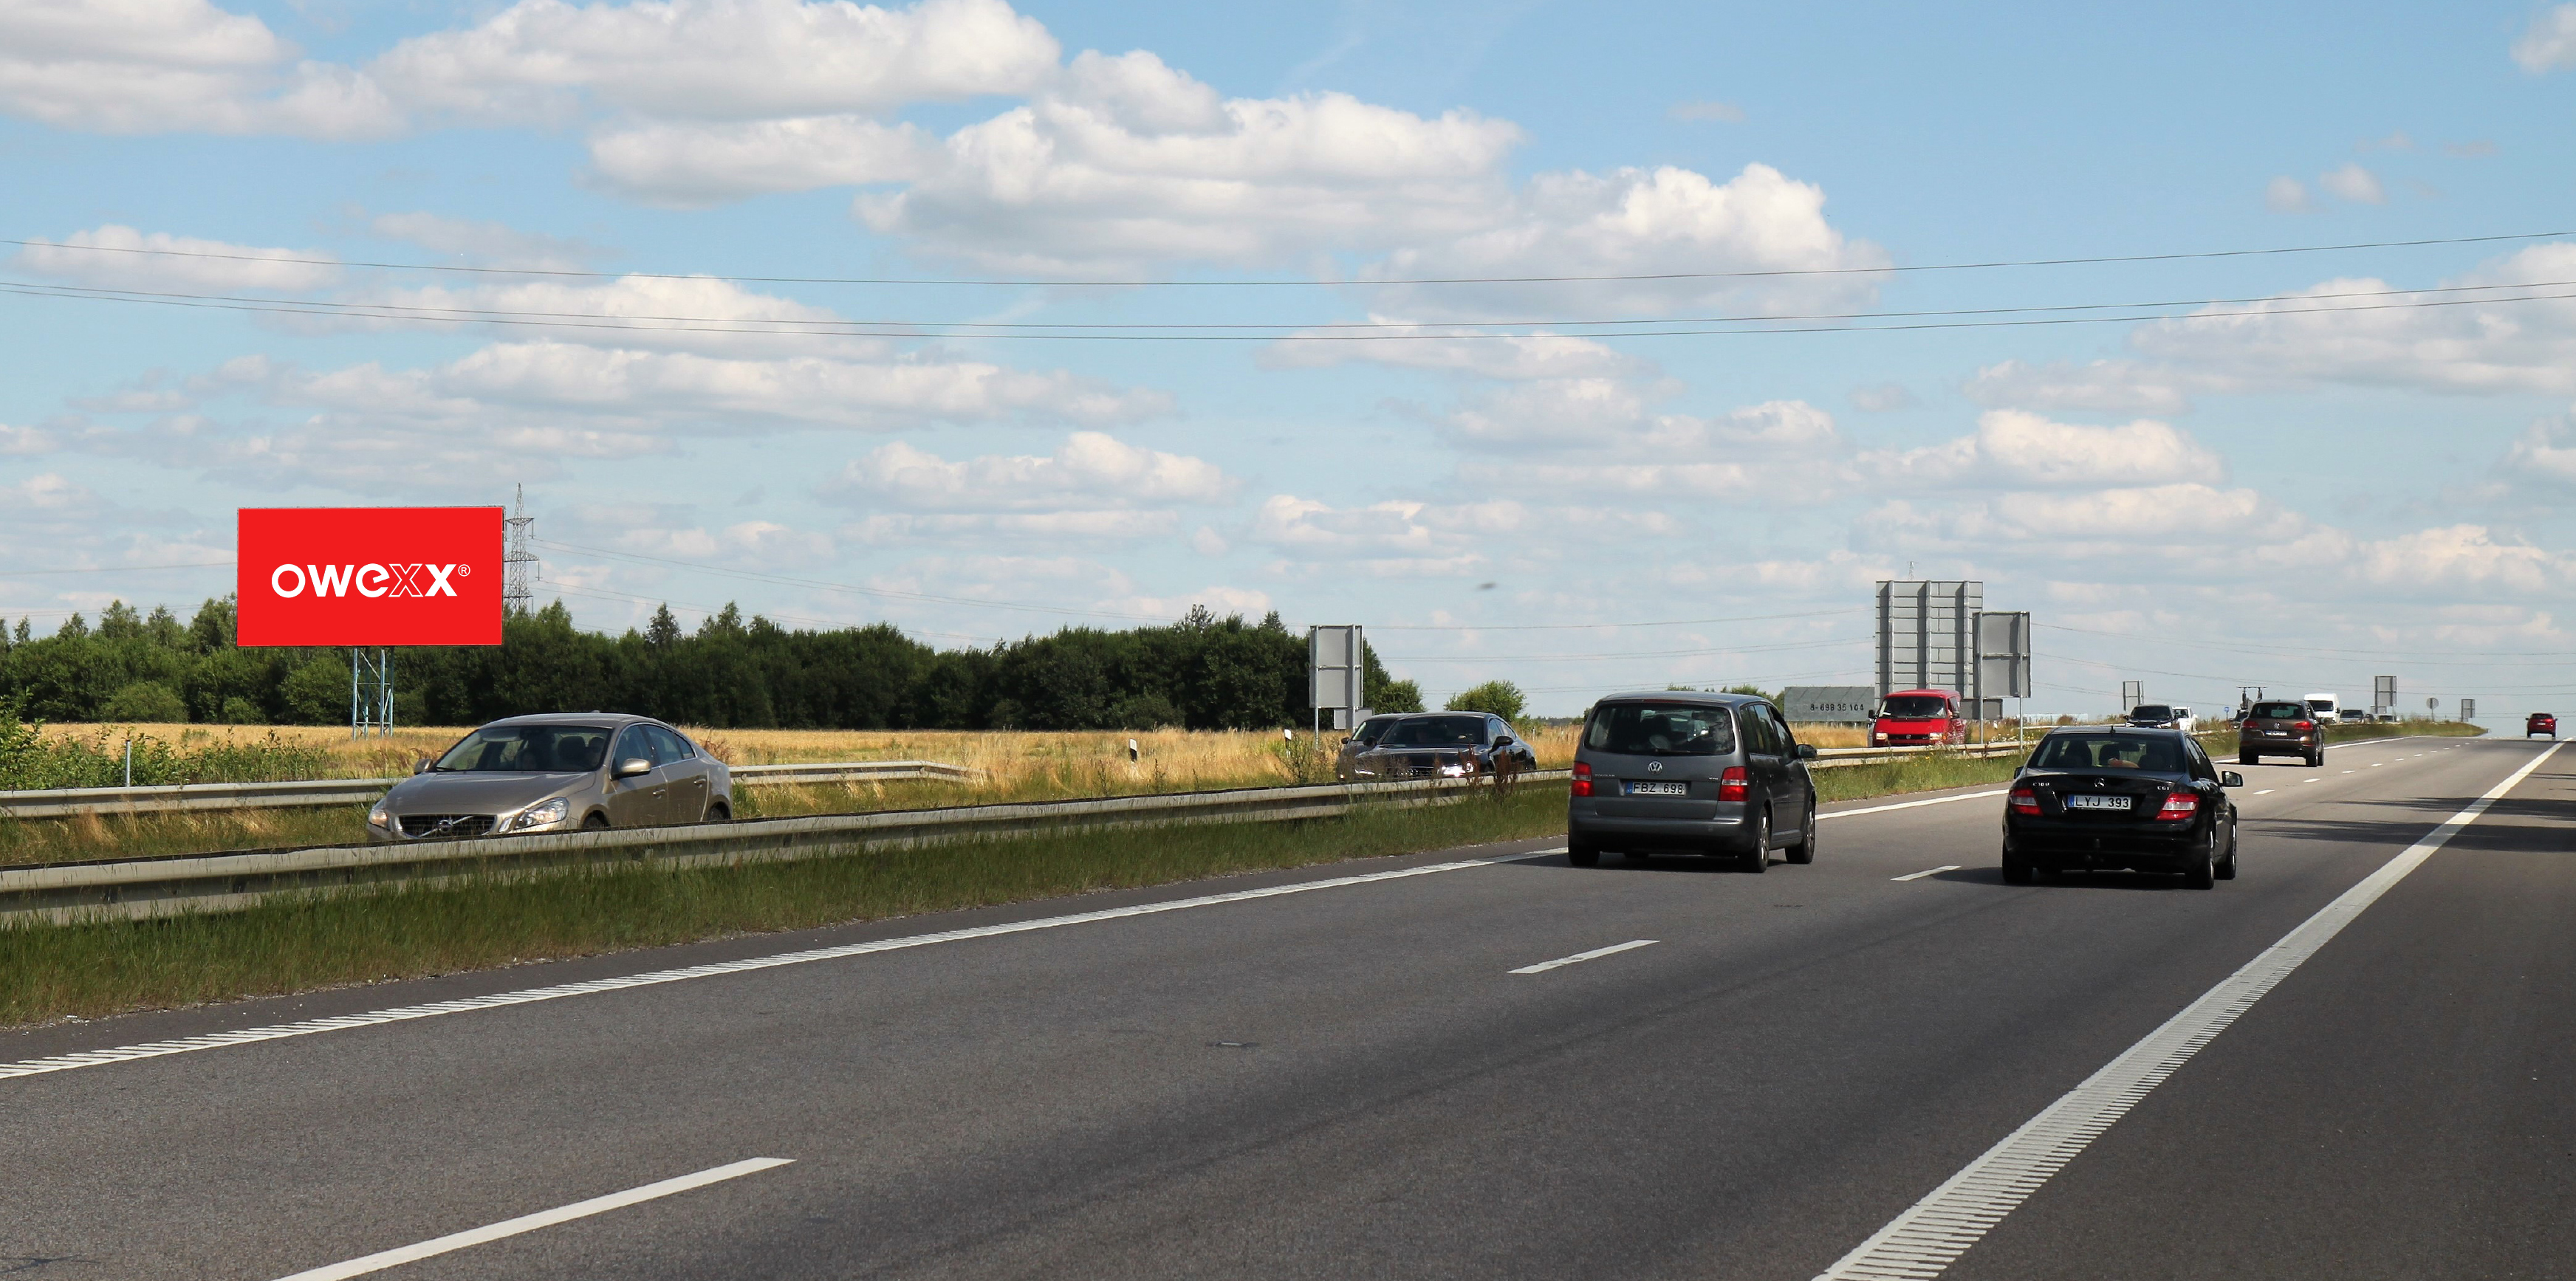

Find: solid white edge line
<box><xmin>270</xmin><ymin>1157</ymin><xmax>792</xmax><ymax>1281</ymax></box>
<box><xmin>1508</xmin><ymin>938</ymin><xmax>1659</xmax><ymax>975</ymax></box>
<box><xmin>1810</xmin><ymin>741</ymin><xmax>2563</xmax><ymax>1281</ymax></box>
<box><xmin>1890</xmin><ymin>865</ymin><xmax>1962</xmax><ymax>882</ymax></box>
<box><xmin>2</xmin><ymin>857</ymin><xmax>1514</xmax><ymax>1084</ymax></box>
<box><xmin>2253</xmin><ymin>789</ymin><xmax>2274</xmax><ymax>795</ymax></box>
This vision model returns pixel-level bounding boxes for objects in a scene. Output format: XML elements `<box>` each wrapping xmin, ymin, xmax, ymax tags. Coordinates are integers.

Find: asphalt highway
<box><xmin>3</xmin><ymin>735</ymin><xmax>2567</xmax><ymax>1280</ymax></box>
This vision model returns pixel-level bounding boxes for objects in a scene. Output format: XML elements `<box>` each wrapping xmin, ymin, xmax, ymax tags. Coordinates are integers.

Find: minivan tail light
<box><xmin>1717</xmin><ymin>766</ymin><xmax>1750</xmax><ymax>802</ymax></box>
<box><xmin>1571</xmin><ymin>761</ymin><xmax>1594</xmax><ymax>797</ymax></box>
<box><xmin>2009</xmin><ymin>787</ymin><xmax>2040</xmax><ymax>815</ymax></box>
<box><xmin>2156</xmin><ymin>791</ymin><xmax>2200</xmax><ymax>820</ymax></box>
<box><xmin>2293</xmin><ymin>721</ymin><xmax>2314</xmax><ymax>731</ymax></box>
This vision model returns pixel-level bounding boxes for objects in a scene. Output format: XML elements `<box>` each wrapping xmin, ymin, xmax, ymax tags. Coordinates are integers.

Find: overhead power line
<box><xmin>534</xmin><ymin>538</ymin><xmax>1174</xmax><ymax>624</ymax></box>
<box><xmin>8</xmin><ymin>275</ymin><xmax>2576</xmax><ymax>343</ymax></box>
<box><xmin>0</xmin><ymin>560</ymin><xmax>236</xmax><ymax>576</ymax></box>
<box><xmin>4</xmin><ymin>229</ymin><xmax>2565</xmax><ymax>288</ymax></box>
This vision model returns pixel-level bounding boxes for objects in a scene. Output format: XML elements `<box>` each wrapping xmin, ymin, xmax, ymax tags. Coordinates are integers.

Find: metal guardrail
<box><xmin>0</xmin><ymin>760</ymin><xmax>977</xmax><ymax>821</ymax></box>
<box><xmin>0</xmin><ymin>771</ymin><xmax>1569</xmax><ymax>925</ymax></box>
<box><xmin>0</xmin><ymin>741</ymin><xmax>2044</xmax><ymax>924</ymax></box>
<box><xmin>0</xmin><ymin>745</ymin><xmax>2016</xmax><ymax>822</ymax></box>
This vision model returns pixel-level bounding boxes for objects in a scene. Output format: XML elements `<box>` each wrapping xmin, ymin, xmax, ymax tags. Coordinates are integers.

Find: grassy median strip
<box><xmin>0</xmin><ymin>785</ymin><xmax>1568</xmax><ymax>1027</ymax></box>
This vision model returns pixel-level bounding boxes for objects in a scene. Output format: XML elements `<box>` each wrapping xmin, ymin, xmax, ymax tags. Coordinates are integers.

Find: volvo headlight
<box><xmin>367</xmin><ymin>804</ymin><xmax>391</xmax><ymax>830</ymax></box>
<box><xmin>513</xmin><ymin>797</ymin><xmax>569</xmax><ymax>831</ymax></box>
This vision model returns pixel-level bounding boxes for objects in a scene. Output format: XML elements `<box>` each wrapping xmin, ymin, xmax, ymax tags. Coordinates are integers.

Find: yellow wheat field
<box><xmin>35</xmin><ymin>719</ymin><xmax>1866</xmax><ymax>776</ymax></box>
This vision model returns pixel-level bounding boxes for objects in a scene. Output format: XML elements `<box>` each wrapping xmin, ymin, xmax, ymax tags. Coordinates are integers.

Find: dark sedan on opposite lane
<box><xmin>1343</xmin><ymin>712</ymin><xmax>1537</xmax><ymax>782</ymax></box>
<box><xmin>2003</xmin><ymin>726</ymin><xmax>2241</xmax><ymax>888</ymax></box>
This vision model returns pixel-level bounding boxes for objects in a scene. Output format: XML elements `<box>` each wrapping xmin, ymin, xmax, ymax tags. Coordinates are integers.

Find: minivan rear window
<box><xmin>1586</xmin><ymin>703</ymin><xmax>1736</xmax><ymax>756</ymax></box>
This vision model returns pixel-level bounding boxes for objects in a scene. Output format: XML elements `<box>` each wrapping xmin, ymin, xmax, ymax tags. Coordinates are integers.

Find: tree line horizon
<box><xmin>0</xmin><ymin>596</ymin><xmax>1549</xmax><ymax>732</ymax></box>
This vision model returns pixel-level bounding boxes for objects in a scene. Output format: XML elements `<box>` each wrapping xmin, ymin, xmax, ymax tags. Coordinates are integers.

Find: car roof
<box><xmin>2044</xmin><ymin>724</ymin><xmax>2188</xmax><ymax>738</ymax></box>
<box><xmin>481</xmin><ymin>712</ymin><xmax>658</xmax><ymax>728</ymax></box>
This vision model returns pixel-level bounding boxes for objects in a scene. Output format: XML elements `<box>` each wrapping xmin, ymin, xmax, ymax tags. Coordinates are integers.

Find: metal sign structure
<box><xmin>1780</xmin><ymin>685</ymin><xmax>1877</xmax><ymax>725</ymax></box>
<box><xmin>2374</xmin><ymin>675</ymin><xmax>2397</xmax><ymax>718</ymax></box>
<box><xmin>1308</xmin><ymin>625</ymin><xmax>1366</xmax><ymax>732</ymax></box>
<box><xmin>352</xmin><ymin>648</ymin><xmax>394</xmax><ymax>738</ymax></box>
<box><xmin>2462</xmin><ymin>698</ymin><xmax>2476</xmax><ymax>721</ymax></box>
<box><xmin>1974</xmin><ymin>611</ymin><xmax>2032</xmax><ymax>698</ymax></box>
<box><xmin>1874</xmin><ymin>580</ymin><xmax>1981</xmax><ymax>699</ymax></box>
<box><xmin>2121</xmin><ymin>680</ymin><xmax>2145</xmax><ymax>712</ymax></box>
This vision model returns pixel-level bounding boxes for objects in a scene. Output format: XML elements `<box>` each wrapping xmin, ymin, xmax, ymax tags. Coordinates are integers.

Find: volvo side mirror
<box><xmin>414</xmin><ymin>758</ymin><xmax>435</xmax><ymax>775</ymax></box>
<box><xmin>614</xmin><ymin>757</ymin><xmax>654</xmax><ymax>779</ymax></box>
<box><xmin>2221</xmin><ymin>772</ymin><xmax>2244</xmax><ymax>788</ymax></box>
<box><xmin>1796</xmin><ymin>744</ymin><xmax>1818</xmax><ymax>760</ymax></box>
<box><xmin>1494</xmin><ymin>735</ymin><xmax>1514</xmax><ymax>746</ymax></box>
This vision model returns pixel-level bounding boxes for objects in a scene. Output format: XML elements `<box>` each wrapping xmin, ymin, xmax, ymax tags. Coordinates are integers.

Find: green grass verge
<box><xmin>1</xmin><ymin>786</ymin><xmax>1567</xmax><ymax>1027</ymax></box>
<box><xmin>1812</xmin><ymin>750</ymin><xmax>2023</xmax><ymax>803</ymax></box>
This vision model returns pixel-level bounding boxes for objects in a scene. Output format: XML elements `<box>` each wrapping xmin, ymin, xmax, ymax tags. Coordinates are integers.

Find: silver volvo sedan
<box><xmin>365</xmin><ymin>713</ymin><xmax>734</xmax><ymax>842</ymax></box>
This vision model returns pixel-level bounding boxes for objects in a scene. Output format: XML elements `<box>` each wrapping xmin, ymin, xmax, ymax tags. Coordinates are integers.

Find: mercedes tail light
<box><xmin>2009</xmin><ymin>787</ymin><xmax>2040</xmax><ymax>815</ymax></box>
<box><xmin>1571</xmin><ymin>761</ymin><xmax>1594</xmax><ymax>797</ymax></box>
<box><xmin>2156</xmin><ymin>791</ymin><xmax>2201</xmax><ymax>820</ymax></box>
<box><xmin>1717</xmin><ymin>766</ymin><xmax>1750</xmax><ymax>802</ymax></box>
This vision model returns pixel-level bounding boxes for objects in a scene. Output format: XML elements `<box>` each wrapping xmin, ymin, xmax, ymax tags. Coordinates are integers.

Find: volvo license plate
<box><xmin>1624</xmin><ymin>780</ymin><xmax>1689</xmax><ymax>797</ymax></box>
<box><xmin>2066</xmin><ymin>794</ymin><xmax>2132</xmax><ymax>811</ymax></box>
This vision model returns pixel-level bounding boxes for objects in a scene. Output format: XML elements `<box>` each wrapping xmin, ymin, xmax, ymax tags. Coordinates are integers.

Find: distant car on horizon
<box><xmin>366</xmin><ymin>713</ymin><xmax>731</xmax><ymax>842</ymax></box>
<box><xmin>2531</xmin><ymin>712</ymin><xmax>2558</xmax><ymax>739</ymax></box>
<box><xmin>2125</xmin><ymin>704</ymin><xmax>2196</xmax><ymax>734</ymax></box>
<box><xmin>2338</xmin><ymin>709</ymin><xmax>2371</xmax><ymax>724</ymax></box>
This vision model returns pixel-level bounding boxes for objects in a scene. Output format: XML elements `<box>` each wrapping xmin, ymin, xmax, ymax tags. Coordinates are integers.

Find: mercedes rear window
<box><xmin>2029</xmin><ymin>735</ymin><xmax>2183</xmax><ymax>772</ymax></box>
<box><xmin>1586</xmin><ymin>703</ymin><xmax>1737</xmax><ymax>756</ymax></box>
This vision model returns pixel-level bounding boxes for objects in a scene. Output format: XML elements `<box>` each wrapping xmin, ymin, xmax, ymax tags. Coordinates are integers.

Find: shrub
<box><xmin>1445</xmin><ymin>680</ymin><xmax>1527</xmax><ymax>721</ymax></box>
<box><xmin>100</xmin><ymin>681</ymin><xmax>188</xmax><ymax>724</ymax></box>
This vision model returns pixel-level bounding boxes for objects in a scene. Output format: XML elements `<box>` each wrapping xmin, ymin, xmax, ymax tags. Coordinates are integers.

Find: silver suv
<box><xmin>1567</xmin><ymin>691</ymin><xmax>1818</xmax><ymax>872</ymax></box>
<box><xmin>365</xmin><ymin>713</ymin><xmax>733</xmax><ymax>842</ymax></box>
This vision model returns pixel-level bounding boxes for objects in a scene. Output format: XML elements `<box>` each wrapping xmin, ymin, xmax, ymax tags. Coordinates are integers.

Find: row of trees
<box><xmin>0</xmin><ymin>597</ymin><xmax>1433</xmax><ymax>732</ymax></box>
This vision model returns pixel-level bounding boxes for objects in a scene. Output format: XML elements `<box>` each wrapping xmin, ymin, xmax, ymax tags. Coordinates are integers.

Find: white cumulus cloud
<box><xmin>13</xmin><ymin>224</ymin><xmax>341</xmax><ymax>291</ymax></box>
<box><xmin>1860</xmin><ymin>411</ymin><xmax>2224</xmax><ymax>490</ymax></box>
<box><xmin>2512</xmin><ymin>4</ymin><xmax>2576</xmax><ymax>72</ymax></box>
<box><xmin>0</xmin><ymin>0</ymin><xmax>399</xmax><ymax>136</ymax></box>
<box><xmin>822</xmin><ymin>432</ymin><xmax>1232</xmax><ymax>512</ymax></box>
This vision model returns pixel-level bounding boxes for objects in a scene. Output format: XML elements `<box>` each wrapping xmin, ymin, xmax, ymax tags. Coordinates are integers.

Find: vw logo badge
<box><xmin>1647</xmin><ymin>760</ymin><xmax>1663</xmax><ymax>772</ymax></box>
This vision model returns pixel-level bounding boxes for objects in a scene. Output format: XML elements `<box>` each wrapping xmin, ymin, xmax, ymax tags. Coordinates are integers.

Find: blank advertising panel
<box><xmin>237</xmin><ymin>507</ymin><xmax>505</xmax><ymax>646</ymax></box>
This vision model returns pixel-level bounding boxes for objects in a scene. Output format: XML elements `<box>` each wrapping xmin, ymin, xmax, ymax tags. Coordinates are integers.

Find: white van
<box><xmin>2304</xmin><ymin>693</ymin><xmax>2340</xmax><ymax>722</ymax></box>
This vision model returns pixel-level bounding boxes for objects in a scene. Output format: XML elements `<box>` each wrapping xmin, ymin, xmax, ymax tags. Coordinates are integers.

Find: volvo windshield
<box><xmin>1380</xmin><ymin>715</ymin><xmax>1488</xmax><ymax>747</ymax></box>
<box><xmin>433</xmin><ymin>724</ymin><xmax>614</xmax><ymax>773</ymax></box>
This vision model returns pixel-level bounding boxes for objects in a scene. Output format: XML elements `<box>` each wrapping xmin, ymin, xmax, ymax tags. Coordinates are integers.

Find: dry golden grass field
<box><xmin>33</xmin><ymin>718</ymin><xmax>1877</xmax><ymax>783</ymax></box>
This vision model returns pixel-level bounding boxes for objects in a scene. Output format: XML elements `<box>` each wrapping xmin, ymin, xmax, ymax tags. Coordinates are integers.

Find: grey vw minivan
<box><xmin>1566</xmin><ymin>690</ymin><xmax>1818</xmax><ymax>871</ymax></box>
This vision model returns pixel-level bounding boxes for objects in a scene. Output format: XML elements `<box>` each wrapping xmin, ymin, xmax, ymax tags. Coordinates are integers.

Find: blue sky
<box><xmin>5</xmin><ymin>0</ymin><xmax>2576</xmax><ymax>718</ymax></box>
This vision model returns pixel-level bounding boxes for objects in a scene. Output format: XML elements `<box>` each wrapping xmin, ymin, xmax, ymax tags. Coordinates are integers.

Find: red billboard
<box><xmin>236</xmin><ymin>507</ymin><xmax>504</xmax><ymax>646</ymax></box>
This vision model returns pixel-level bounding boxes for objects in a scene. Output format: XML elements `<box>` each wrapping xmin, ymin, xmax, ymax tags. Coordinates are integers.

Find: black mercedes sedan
<box><xmin>2001</xmin><ymin>726</ymin><xmax>2241</xmax><ymax>888</ymax></box>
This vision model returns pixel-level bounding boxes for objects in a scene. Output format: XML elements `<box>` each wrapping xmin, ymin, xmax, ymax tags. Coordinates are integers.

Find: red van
<box><xmin>1872</xmin><ymin>689</ymin><xmax>1966</xmax><ymax>746</ymax></box>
